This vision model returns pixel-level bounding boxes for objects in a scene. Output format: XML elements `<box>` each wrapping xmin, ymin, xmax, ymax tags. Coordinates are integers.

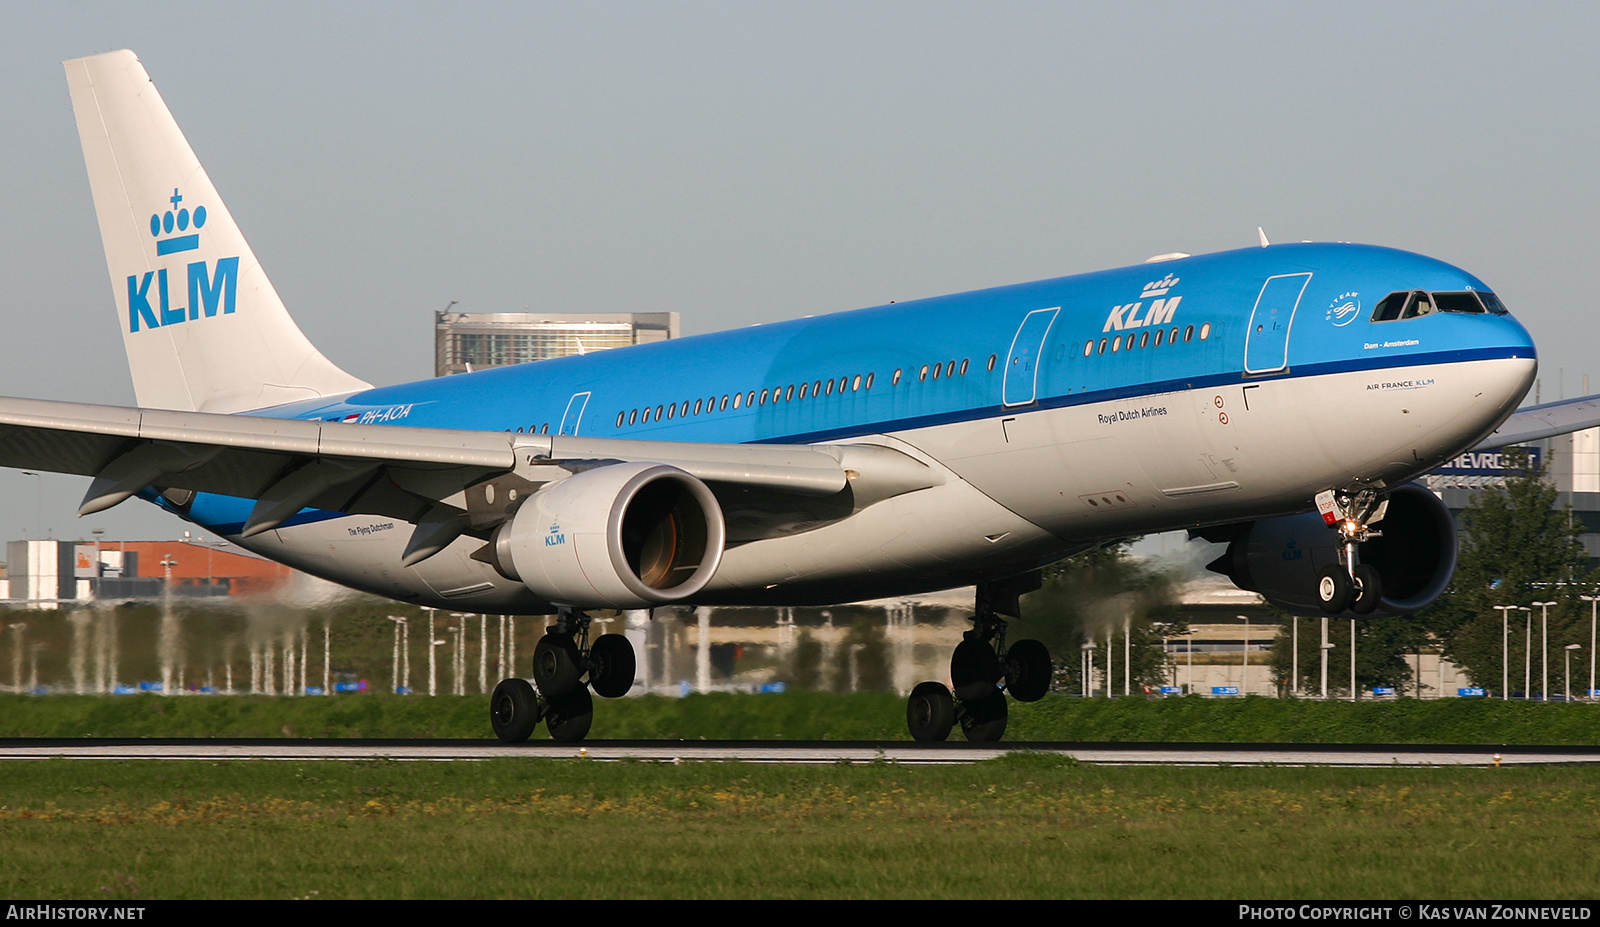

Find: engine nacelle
<box><xmin>491</xmin><ymin>462</ymin><xmax>725</xmax><ymax>610</ymax></box>
<box><xmin>1207</xmin><ymin>483</ymin><xmax>1457</xmax><ymax>617</ymax></box>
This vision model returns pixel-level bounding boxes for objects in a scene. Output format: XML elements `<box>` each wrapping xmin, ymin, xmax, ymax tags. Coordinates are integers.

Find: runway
<box><xmin>1</xmin><ymin>739</ymin><xmax>1596</xmax><ymax>766</ymax></box>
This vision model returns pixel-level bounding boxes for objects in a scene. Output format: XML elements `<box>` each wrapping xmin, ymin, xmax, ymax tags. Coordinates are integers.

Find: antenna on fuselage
<box><xmin>1257</xmin><ymin>227</ymin><xmax>1271</xmax><ymax>247</ymax></box>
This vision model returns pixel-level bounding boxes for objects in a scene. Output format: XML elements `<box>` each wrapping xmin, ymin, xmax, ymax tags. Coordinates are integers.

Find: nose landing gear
<box><xmin>906</xmin><ymin>574</ymin><xmax>1051</xmax><ymax>743</ymax></box>
<box><xmin>1315</xmin><ymin>488</ymin><xmax>1386</xmax><ymax>615</ymax></box>
<box><xmin>491</xmin><ymin>607</ymin><xmax>638</xmax><ymax>744</ymax></box>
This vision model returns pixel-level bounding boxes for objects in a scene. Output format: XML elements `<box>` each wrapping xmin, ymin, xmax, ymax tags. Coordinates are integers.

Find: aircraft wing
<box><xmin>1471</xmin><ymin>395</ymin><xmax>1600</xmax><ymax>450</ymax></box>
<box><xmin>0</xmin><ymin>395</ymin><xmax>941</xmax><ymax>555</ymax></box>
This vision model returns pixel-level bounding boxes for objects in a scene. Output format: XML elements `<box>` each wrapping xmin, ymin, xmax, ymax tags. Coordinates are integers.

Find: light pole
<box><xmin>1350</xmin><ymin>618</ymin><xmax>1357</xmax><ymax>701</ymax></box>
<box><xmin>1581</xmin><ymin>595</ymin><xmax>1599</xmax><ymax>702</ymax></box>
<box><xmin>1291</xmin><ymin>616</ymin><xmax>1299</xmax><ymax>698</ymax></box>
<box><xmin>1239</xmin><ymin>614</ymin><xmax>1249</xmax><ymax>696</ymax></box>
<box><xmin>387</xmin><ymin>616</ymin><xmax>408</xmax><ymax>694</ymax></box>
<box><xmin>1494</xmin><ymin>605</ymin><xmax>1517</xmax><ymax>700</ymax></box>
<box><xmin>1565</xmin><ymin>644</ymin><xmax>1582</xmax><ymax>701</ymax></box>
<box><xmin>1185</xmin><ymin>628</ymin><xmax>1195</xmax><ymax>694</ymax></box>
<box><xmin>1522</xmin><ymin>607</ymin><xmax>1533</xmax><ymax>698</ymax></box>
<box><xmin>8</xmin><ymin>622</ymin><xmax>26</xmax><ymax>693</ymax></box>
<box><xmin>1533</xmin><ymin>601</ymin><xmax>1557</xmax><ymax>701</ymax></box>
<box><xmin>1320</xmin><ymin>616</ymin><xmax>1330</xmax><ymax>699</ymax></box>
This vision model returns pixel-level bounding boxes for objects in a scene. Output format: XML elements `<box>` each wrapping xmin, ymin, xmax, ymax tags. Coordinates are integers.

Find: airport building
<box><xmin>1</xmin><ymin>539</ymin><xmax>297</xmax><ymax>608</ymax></box>
<box><xmin>434</xmin><ymin>310</ymin><xmax>679</xmax><ymax>376</ymax></box>
<box><xmin>1427</xmin><ymin>427</ymin><xmax>1600</xmax><ymax>568</ymax></box>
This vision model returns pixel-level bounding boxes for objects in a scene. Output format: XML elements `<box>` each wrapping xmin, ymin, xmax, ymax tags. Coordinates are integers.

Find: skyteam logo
<box><xmin>126</xmin><ymin>187</ymin><xmax>239</xmax><ymax>333</ymax></box>
<box><xmin>1102</xmin><ymin>274</ymin><xmax>1182</xmax><ymax>332</ymax></box>
<box><xmin>1326</xmin><ymin>291</ymin><xmax>1361</xmax><ymax>327</ymax></box>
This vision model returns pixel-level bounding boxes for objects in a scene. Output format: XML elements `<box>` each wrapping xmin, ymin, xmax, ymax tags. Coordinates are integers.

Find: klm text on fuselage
<box><xmin>126</xmin><ymin>257</ymin><xmax>239</xmax><ymax>332</ymax></box>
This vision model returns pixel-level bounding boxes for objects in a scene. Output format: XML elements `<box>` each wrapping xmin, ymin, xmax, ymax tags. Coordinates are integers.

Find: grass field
<box><xmin>1</xmin><ymin>691</ymin><xmax>1596</xmax><ymax>744</ymax></box>
<box><xmin>1</xmin><ymin>757</ymin><xmax>1597</xmax><ymax>899</ymax></box>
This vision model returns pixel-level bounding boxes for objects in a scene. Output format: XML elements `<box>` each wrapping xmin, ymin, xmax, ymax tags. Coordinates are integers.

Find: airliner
<box><xmin>0</xmin><ymin>50</ymin><xmax>1584</xmax><ymax>743</ymax></box>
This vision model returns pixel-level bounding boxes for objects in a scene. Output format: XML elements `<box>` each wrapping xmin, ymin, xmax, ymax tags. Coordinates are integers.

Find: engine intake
<box><xmin>1206</xmin><ymin>483</ymin><xmax>1457</xmax><ymax>617</ymax></box>
<box><xmin>491</xmin><ymin>462</ymin><xmax>725</xmax><ymax>609</ymax></box>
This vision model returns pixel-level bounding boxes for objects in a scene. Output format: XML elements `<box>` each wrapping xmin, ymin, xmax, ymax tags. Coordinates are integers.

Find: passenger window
<box><xmin>987</xmin><ymin>354</ymin><xmax>997</xmax><ymax>371</ymax></box>
<box><xmin>1199</xmin><ymin>322</ymin><xmax>1210</xmax><ymax>340</ymax></box>
<box><xmin>892</xmin><ymin>368</ymin><xmax>902</xmax><ymax>385</ymax></box>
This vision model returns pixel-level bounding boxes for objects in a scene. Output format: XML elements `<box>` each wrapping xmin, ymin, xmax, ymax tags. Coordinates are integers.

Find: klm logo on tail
<box><xmin>127</xmin><ymin>188</ymin><xmax>238</xmax><ymax>333</ymax></box>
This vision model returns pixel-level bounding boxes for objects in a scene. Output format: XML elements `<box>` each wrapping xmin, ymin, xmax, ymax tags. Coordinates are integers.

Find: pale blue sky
<box><xmin>2</xmin><ymin>1</ymin><xmax>1597</xmax><ymax>543</ymax></box>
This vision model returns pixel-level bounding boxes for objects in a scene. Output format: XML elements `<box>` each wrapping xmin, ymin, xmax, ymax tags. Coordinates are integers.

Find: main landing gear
<box><xmin>907</xmin><ymin>574</ymin><xmax>1052</xmax><ymax>743</ymax></box>
<box><xmin>490</xmin><ymin>607</ymin><xmax>637</xmax><ymax>744</ymax></box>
<box><xmin>1314</xmin><ymin>488</ymin><xmax>1385</xmax><ymax>616</ymax></box>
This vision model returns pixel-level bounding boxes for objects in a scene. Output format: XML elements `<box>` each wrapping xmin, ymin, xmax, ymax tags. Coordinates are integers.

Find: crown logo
<box><xmin>1142</xmin><ymin>274</ymin><xmax>1179</xmax><ymax>297</ymax></box>
<box><xmin>148</xmin><ymin>187</ymin><xmax>207</xmax><ymax>256</ymax></box>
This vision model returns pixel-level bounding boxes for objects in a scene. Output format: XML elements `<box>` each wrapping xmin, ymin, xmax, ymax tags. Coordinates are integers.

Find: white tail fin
<box><xmin>65</xmin><ymin>50</ymin><xmax>369</xmax><ymax>413</ymax></box>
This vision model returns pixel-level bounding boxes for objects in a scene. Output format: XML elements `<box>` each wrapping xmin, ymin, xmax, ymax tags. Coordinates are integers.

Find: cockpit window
<box><xmin>1371</xmin><ymin>292</ymin><xmax>1408</xmax><ymax>322</ymax></box>
<box><xmin>1433</xmin><ymin>291</ymin><xmax>1485</xmax><ymax>314</ymax></box>
<box><xmin>1372</xmin><ymin>288</ymin><xmax>1511</xmax><ymax>322</ymax></box>
<box><xmin>1401</xmin><ymin>292</ymin><xmax>1434</xmax><ymax>319</ymax></box>
<box><xmin>1476</xmin><ymin>291</ymin><xmax>1510</xmax><ymax>315</ymax></box>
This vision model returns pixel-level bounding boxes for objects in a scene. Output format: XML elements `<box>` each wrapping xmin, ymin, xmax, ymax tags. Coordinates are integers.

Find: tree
<box><xmin>1420</xmin><ymin>451</ymin><xmax>1594</xmax><ymax>695</ymax></box>
<box><xmin>1020</xmin><ymin>543</ymin><xmax>1184</xmax><ymax>695</ymax></box>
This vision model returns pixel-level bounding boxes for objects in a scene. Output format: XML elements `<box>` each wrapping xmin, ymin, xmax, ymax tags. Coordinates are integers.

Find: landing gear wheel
<box><xmin>951</xmin><ymin>638</ymin><xmax>1003</xmax><ymax>702</ymax></box>
<box><xmin>1351</xmin><ymin>564</ymin><xmax>1382</xmax><ymax>615</ymax></box>
<box><xmin>906</xmin><ymin>681</ymin><xmax>955</xmax><ymax>742</ymax></box>
<box><xmin>1317</xmin><ymin>565</ymin><xmax>1353</xmax><ymax>614</ymax></box>
<box><xmin>588</xmin><ymin>634</ymin><xmax>636</xmax><ymax>699</ymax></box>
<box><xmin>534</xmin><ymin>632</ymin><xmax>583</xmax><ymax>698</ymax></box>
<box><xmin>544</xmin><ymin>686</ymin><xmax>594</xmax><ymax>743</ymax></box>
<box><xmin>958</xmin><ymin>691</ymin><xmax>1009</xmax><ymax>743</ymax></box>
<box><xmin>489</xmin><ymin>678</ymin><xmax>541</xmax><ymax>744</ymax></box>
<box><xmin>1004</xmin><ymin>639</ymin><xmax>1052</xmax><ymax>702</ymax></box>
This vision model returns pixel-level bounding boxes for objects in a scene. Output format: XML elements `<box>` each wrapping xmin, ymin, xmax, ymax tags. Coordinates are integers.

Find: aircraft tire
<box><xmin>950</xmin><ymin>638</ymin><xmax>1004</xmax><ymax>702</ymax></box>
<box><xmin>489</xmin><ymin>678</ymin><xmax>541</xmax><ymax>744</ymax></box>
<box><xmin>1316</xmin><ymin>565</ymin><xmax>1353</xmax><ymax>614</ymax></box>
<box><xmin>545</xmin><ymin>686</ymin><xmax>594</xmax><ymax>743</ymax></box>
<box><xmin>1351</xmin><ymin>564</ymin><xmax>1383</xmax><ymax>615</ymax></box>
<box><xmin>534</xmin><ymin>632</ymin><xmax>583</xmax><ymax>697</ymax></box>
<box><xmin>906</xmin><ymin>681</ymin><xmax>955</xmax><ymax>742</ymax></box>
<box><xmin>958</xmin><ymin>690</ymin><xmax>1008</xmax><ymax>743</ymax></box>
<box><xmin>1005</xmin><ymin>639</ymin><xmax>1053</xmax><ymax>702</ymax></box>
<box><xmin>588</xmin><ymin>634</ymin><xmax>636</xmax><ymax>699</ymax></box>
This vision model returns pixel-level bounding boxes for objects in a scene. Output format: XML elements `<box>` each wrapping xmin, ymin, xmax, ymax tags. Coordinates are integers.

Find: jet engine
<box><xmin>1204</xmin><ymin>483</ymin><xmax>1457</xmax><ymax>616</ymax></box>
<box><xmin>489</xmin><ymin>462</ymin><xmax>725</xmax><ymax>610</ymax></box>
